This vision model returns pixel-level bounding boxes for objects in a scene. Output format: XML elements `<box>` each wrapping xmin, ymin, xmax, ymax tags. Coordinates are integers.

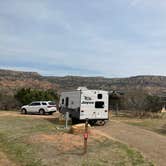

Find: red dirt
<box><xmin>29</xmin><ymin>133</ymin><xmax>84</xmax><ymax>152</ymax></box>
<box><xmin>28</xmin><ymin>129</ymin><xmax>107</xmax><ymax>153</ymax></box>
<box><xmin>0</xmin><ymin>152</ymin><xmax>17</xmax><ymax>166</ymax></box>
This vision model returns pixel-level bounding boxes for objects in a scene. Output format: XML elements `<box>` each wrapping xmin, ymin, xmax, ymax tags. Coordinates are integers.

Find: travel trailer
<box><xmin>59</xmin><ymin>87</ymin><xmax>109</xmax><ymax>125</ymax></box>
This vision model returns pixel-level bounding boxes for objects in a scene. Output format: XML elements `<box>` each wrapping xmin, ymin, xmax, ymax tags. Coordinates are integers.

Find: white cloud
<box><xmin>1</xmin><ymin>0</ymin><xmax>166</xmax><ymax>77</ymax></box>
<box><xmin>129</xmin><ymin>0</ymin><xmax>166</xmax><ymax>9</ymax></box>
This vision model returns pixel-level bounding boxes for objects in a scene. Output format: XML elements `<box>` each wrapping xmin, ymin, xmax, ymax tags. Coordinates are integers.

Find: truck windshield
<box><xmin>95</xmin><ymin>101</ymin><xmax>104</xmax><ymax>108</ymax></box>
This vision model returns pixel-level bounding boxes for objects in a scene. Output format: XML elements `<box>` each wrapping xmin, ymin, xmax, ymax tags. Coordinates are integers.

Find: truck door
<box><xmin>28</xmin><ymin>102</ymin><xmax>36</xmax><ymax>113</ymax></box>
<box><xmin>29</xmin><ymin>102</ymin><xmax>41</xmax><ymax>113</ymax></box>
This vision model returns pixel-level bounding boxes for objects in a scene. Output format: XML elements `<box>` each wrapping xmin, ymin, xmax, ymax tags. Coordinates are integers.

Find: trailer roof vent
<box><xmin>77</xmin><ymin>87</ymin><xmax>88</xmax><ymax>91</ymax></box>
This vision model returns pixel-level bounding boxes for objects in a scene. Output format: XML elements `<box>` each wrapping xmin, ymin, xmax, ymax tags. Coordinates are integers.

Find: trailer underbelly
<box><xmin>80</xmin><ymin>109</ymin><xmax>108</xmax><ymax>120</ymax></box>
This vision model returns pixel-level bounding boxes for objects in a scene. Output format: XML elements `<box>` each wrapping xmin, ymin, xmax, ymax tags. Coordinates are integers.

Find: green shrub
<box><xmin>15</xmin><ymin>88</ymin><xmax>59</xmax><ymax>105</ymax></box>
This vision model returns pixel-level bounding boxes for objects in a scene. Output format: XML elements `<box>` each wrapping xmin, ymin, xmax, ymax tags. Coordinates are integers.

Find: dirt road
<box><xmin>96</xmin><ymin>120</ymin><xmax>166</xmax><ymax>166</ymax></box>
<box><xmin>0</xmin><ymin>111</ymin><xmax>58</xmax><ymax>119</ymax></box>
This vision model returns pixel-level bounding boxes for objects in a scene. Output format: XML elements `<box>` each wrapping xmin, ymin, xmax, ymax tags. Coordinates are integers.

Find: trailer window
<box><xmin>95</xmin><ymin>101</ymin><xmax>104</xmax><ymax>108</ymax></box>
<box><xmin>98</xmin><ymin>94</ymin><xmax>103</xmax><ymax>99</ymax></box>
<box><xmin>65</xmin><ymin>97</ymin><xmax>69</xmax><ymax>107</ymax></box>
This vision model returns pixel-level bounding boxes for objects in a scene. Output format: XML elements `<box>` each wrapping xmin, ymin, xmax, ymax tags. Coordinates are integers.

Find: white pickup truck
<box><xmin>21</xmin><ymin>101</ymin><xmax>57</xmax><ymax>115</ymax></box>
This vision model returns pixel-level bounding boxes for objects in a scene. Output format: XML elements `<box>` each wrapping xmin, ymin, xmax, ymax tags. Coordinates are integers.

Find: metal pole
<box><xmin>65</xmin><ymin>112</ymin><xmax>69</xmax><ymax>129</ymax></box>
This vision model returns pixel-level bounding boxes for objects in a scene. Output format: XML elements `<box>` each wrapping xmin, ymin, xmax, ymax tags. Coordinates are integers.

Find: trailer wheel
<box><xmin>97</xmin><ymin>120</ymin><xmax>105</xmax><ymax>126</ymax></box>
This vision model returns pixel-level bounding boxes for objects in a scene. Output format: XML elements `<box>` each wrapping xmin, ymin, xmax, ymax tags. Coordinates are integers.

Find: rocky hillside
<box><xmin>0</xmin><ymin>69</ymin><xmax>59</xmax><ymax>95</ymax></box>
<box><xmin>46</xmin><ymin>75</ymin><xmax>166</xmax><ymax>94</ymax></box>
<box><xmin>1</xmin><ymin>69</ymin><xmax>166</xmax><ymax>95</ymax></box>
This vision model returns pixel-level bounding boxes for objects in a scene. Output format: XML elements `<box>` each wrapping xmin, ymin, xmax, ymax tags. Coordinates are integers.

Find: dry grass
<box><xmin>0</xmin><ymin>111</ymin><xmax>152</xmax><ymax>166</ymax></box>
<box><xmin>0</xmin><ymin>151</ymin><xmax>17</xmax><ymax>166</ymax></box>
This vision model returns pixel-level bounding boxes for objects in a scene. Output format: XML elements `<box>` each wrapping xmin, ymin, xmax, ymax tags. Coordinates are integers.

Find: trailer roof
<box><xmin>61</xmin><ymin>89</ymin><xmax>108</xmax><ymax>93</ymax></box>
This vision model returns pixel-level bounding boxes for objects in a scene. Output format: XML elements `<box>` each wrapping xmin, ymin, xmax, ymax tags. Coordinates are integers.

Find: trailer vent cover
<box><xmin>98</xmin><ymin>94</ymin><xmax>103</xmax><ymax>99</ymax></box>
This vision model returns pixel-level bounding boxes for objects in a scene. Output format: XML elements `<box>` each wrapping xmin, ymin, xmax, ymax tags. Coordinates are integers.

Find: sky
<box><xmin>0</xmin><ymin>0</ymin><xmax>166</xmax><ymax>77</ymax></box>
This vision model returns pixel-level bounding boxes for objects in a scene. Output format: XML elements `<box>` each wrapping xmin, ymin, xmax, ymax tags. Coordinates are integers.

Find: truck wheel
<box><xmin>21</xmin><ymin>109</ymin><xmax>27</xmax><ymax>114</ymax></box>
<box><xmin>39</xmin><ymin>109</ymin><xmax>45</xmax><ymax>115</ymax></box>
<box><xmin>97</xmin><ymin>120</ymin><xmax>105</xmax><ymax>126</ymax></box>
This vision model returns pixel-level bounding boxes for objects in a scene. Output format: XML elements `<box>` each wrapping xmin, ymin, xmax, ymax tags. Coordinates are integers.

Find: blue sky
<box><xmin>0</xmin><ymin>0</ymin><xmax>166</xmax><ymax>77</ymax></box>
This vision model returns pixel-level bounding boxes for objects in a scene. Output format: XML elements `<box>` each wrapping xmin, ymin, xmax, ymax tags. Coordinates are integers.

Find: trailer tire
<box><xmin>97</xmin><ymin>120</ymin><xmax>105</xmax><ymax>126</ymax></box>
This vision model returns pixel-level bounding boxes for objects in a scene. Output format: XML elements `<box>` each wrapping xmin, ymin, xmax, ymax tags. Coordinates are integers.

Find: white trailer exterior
<box><xmin>59</xmin><ymin>87</ymin><xmax>109</xmax><ymax>124</ymax></box>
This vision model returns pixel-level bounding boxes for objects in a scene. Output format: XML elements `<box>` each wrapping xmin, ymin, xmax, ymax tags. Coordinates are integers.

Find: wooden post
<box><xmin>84</xmin><ymin>118</ymin><xmax>88</xmax><ymax>154</ymax></box>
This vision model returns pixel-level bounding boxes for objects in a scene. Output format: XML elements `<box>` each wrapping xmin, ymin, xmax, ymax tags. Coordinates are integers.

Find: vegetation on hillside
<box><xmin>110</xmin><ymin>91</ymin><xmax>162</xmax><ymax>113</ymax></box>
<box><xmin>15</xmin><ymin>88</ymin><xmax>59</xmax><ymax>105</ymax></box>
<box><xmin>0</xmin><ymin>88</ymin><xmax>58</xmax><ymax>110</ymax></box>
<box><xmin>0</xmin><ymin>94</ymin><xmax>19</xmax><ymax>110</ymax></box>
<box><xmin>0</xmin><ymin>69</ymin><xmax>164</xmax><ymax>112</ymax></box>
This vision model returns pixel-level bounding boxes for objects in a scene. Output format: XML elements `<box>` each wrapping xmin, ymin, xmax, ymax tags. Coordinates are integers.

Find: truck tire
<box><xmin>39</xmin><ymin>109</ymin><xmax>45</xmax><ymax>115</ymax></box>
<box><xmin>21</xmin><ymin>109</ymin><xmax>27</xmax><ymax>114</ymax></box>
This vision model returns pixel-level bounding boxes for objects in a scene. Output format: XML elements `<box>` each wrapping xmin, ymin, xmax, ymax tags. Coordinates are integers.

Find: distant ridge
<box><xmin>0</xmin><ymin>69</ymin><xmax>41</xmax><ymax>78</ymax></box>
<box><xmin>1</xmin><ymin>68</ymin><xmax>166</xmax><ymax>95</ymax></box>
